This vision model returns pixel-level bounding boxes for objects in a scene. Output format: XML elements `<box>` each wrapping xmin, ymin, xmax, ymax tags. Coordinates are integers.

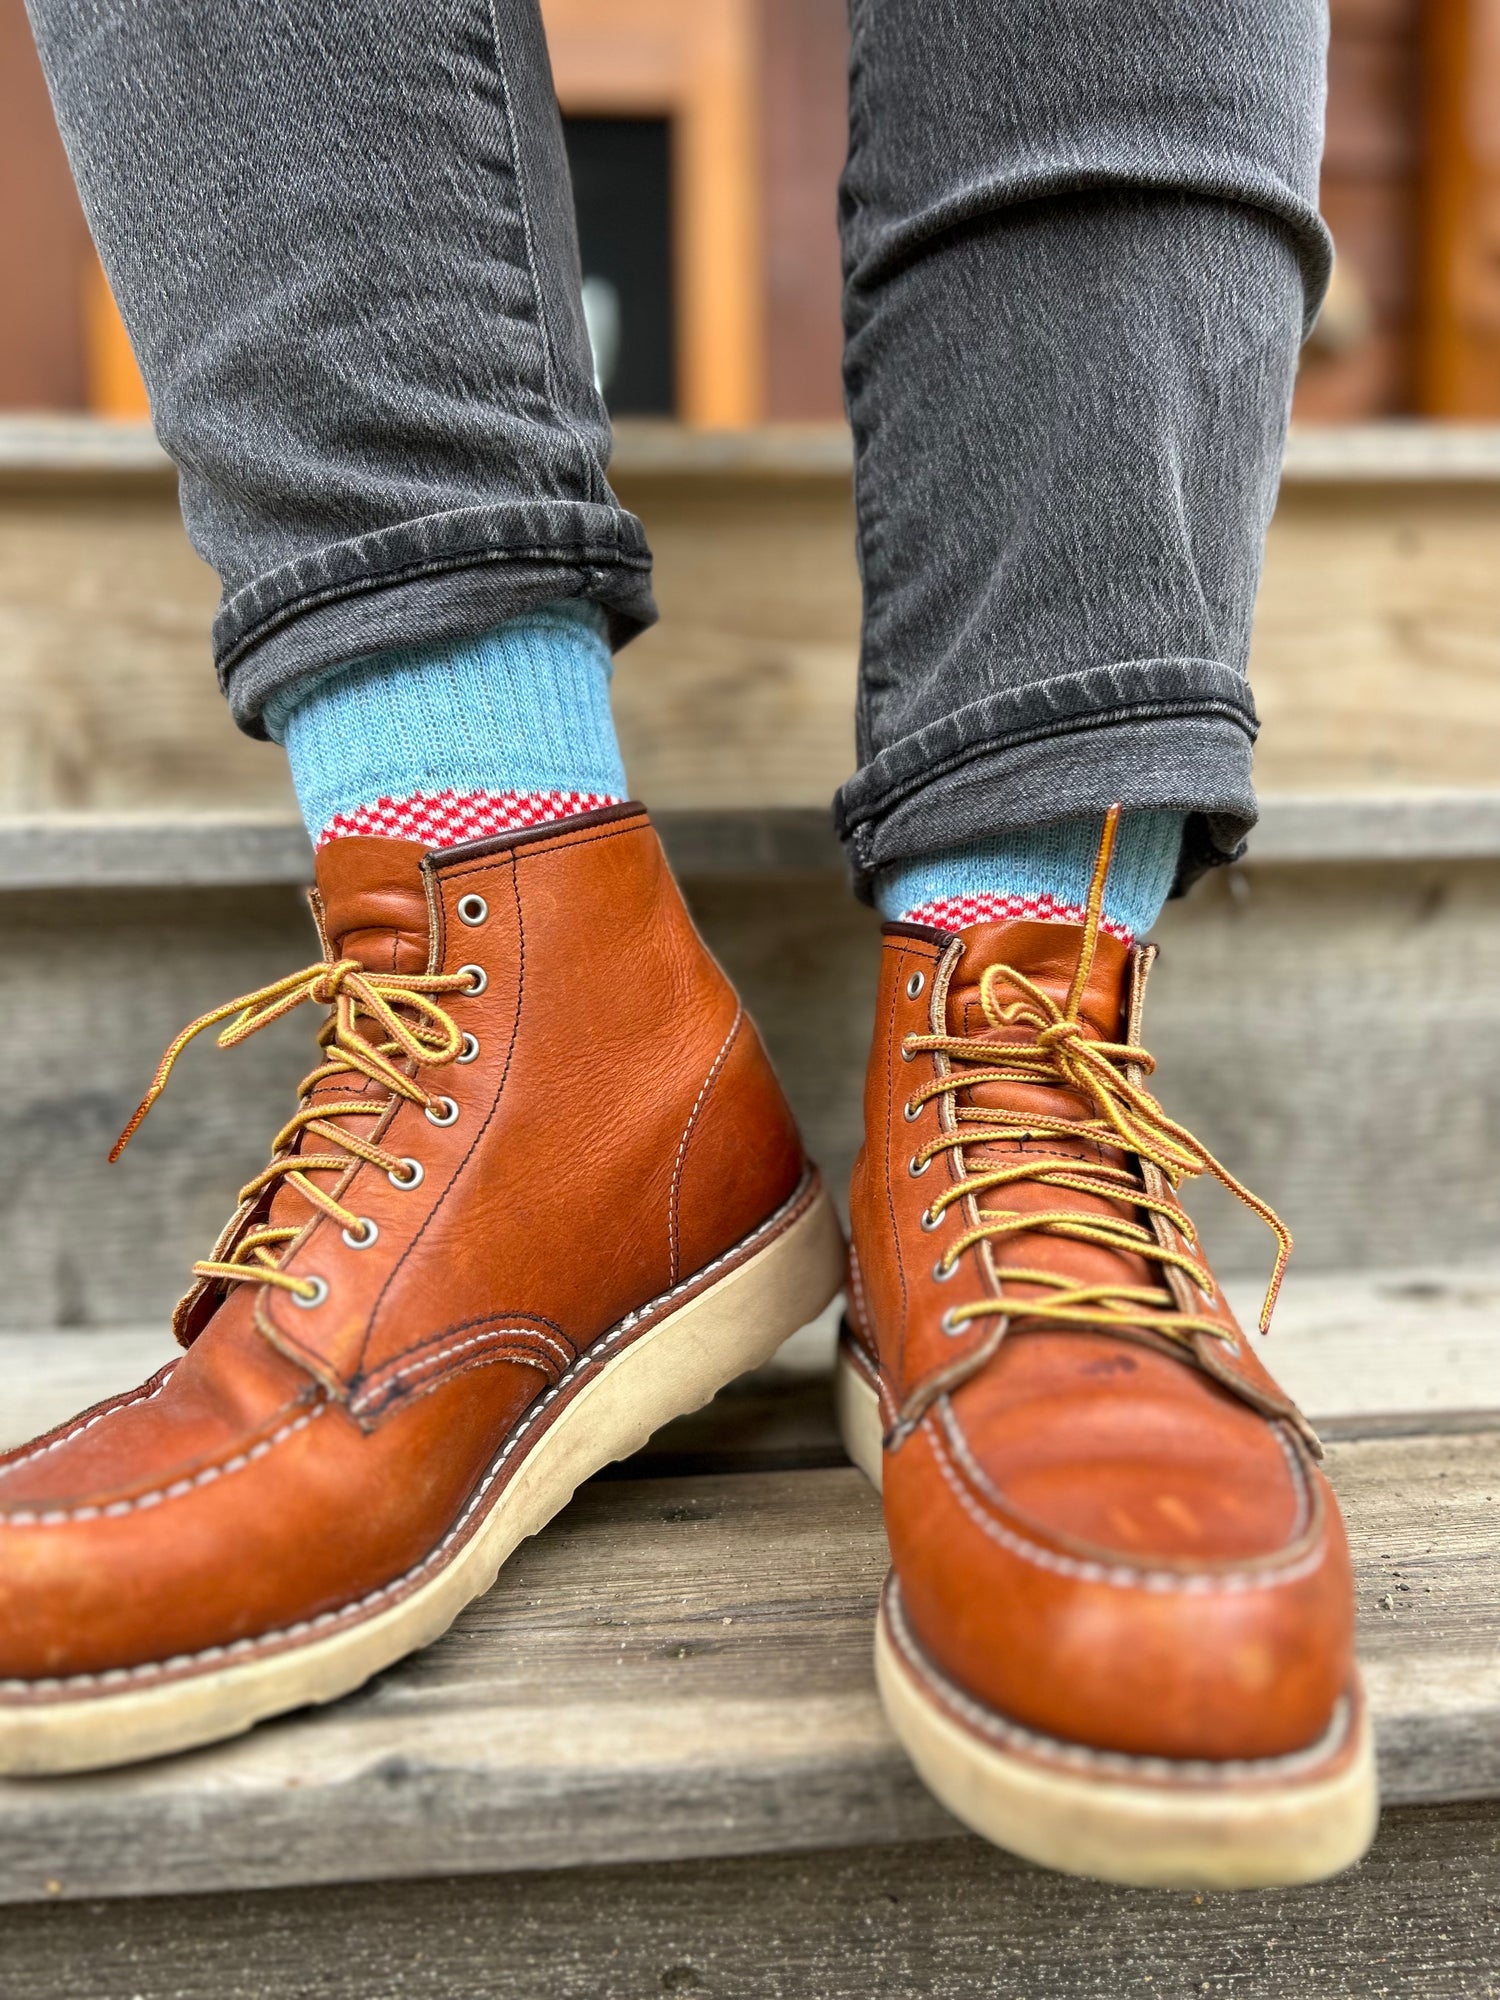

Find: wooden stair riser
<box><xmin>5</xmin><ymin>432</ymin><xmax>1500</xmax><ymax>819</ymax></box>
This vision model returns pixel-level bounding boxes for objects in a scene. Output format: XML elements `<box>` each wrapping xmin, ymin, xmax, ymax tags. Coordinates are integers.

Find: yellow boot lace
<box><xmin>111</xmin><ymin>958</ymin><xmax>475</xmax><ymax>1301</ymax></box>
<box><xmin>903</xmin><ymin>808</ymin><xmax>1291</xmax><ymax>1351</ymax></box>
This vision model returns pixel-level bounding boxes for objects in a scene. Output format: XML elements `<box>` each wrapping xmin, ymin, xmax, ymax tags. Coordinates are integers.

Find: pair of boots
<box><xmin>0</xmin><ymin>807</ymin><xmax>1375</xmax><ymax>1888</ymax></box>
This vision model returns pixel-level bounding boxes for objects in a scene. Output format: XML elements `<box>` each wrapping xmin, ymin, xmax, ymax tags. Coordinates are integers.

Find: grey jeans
<box><xmin>26</xmin><ymin>0</ymin><xmax>1329</xmax><ymax>894</ymax></box>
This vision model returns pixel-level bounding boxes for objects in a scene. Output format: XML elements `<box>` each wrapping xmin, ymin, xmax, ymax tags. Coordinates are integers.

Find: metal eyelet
<box><xmin>455</xmin><ymin>1032</ymin><xmax>480</xmax><ymax>1065</ymax></box>
<box><xmin>908</xmin><ymin>1153</ymin><xmax>931</xmax><ymax>1178</ymax></box>
<box><xmin>457</xmin><ymin>963</ymin><xmax>487</xmax><ymax>996</ymax></box>
<box><xmin>905</xmin><ymin>971</ymin><xmax>926</xmax><ymax>1000</ymax></box>
<box><xmin>919</xmin><ymin>1207</ymin><xmax>942</xmax><ymax>1232</ymax></box>
<box><xmin>425</xmin><ymin>1095</ymin><xmax>460</xmax><ymax>1127</ymax></box>
<box><xmin>292</xmin><ymin>1275</ymin><xmax>329</xmax><ymax>1310</ymax></box>
<box><xmin>456</xmin><ymin>893</ymin><xmax>488</xmax><ymax>926</ymax></box>
<box><xmin>342</xmin><ymin>1217</ymin><xmax>379</xmax><ymax>1250</ymax></box>
<box><xmin>902</xmin><ymin>1098</ymin><xmax>922</xmax><ymax>1123</ymax></box>
<box><xmin>940</xmin><ymin>1308</ymin><xmax>965</xmax><ymax>1336</ymax></box>
<box><xmin>900</xmin><ymin>1037</ymin><xmax>917</xmax><ymax>1063</ymax></box>
<box><xmin>932</xmin><ymin>1258</ymin><xmax>957</xmax><ymax>1283</ymax></box>
<box><xmin>387</xmin><ymin>1158</ymin><xmax>424</xmax><ymax>1190</ymax></box>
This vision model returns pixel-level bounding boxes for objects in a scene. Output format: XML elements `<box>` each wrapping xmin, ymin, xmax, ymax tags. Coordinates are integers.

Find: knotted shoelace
<box><xmin>111</xmin><ymin>958</ymin><xmax>474</xmax><ymax>1301</ymax></box>
<box><xmin>904</xmin><ymin>810</ymin><xmax>1291</xmax><ymax>1352</ymax></box>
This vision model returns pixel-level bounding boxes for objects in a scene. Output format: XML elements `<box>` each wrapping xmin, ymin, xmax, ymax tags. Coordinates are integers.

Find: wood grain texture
<box><xmin>0</xmin><ymin>1438</ymin><xmax>1493</xmax><ymax>1907</ymax></box>
<box><xmin>0</xmin><ymin>1803</ymin><xmax>1496</xmax><ymax>2000</ymax></box>
<box><xmin>6</xmin><ymin>436</ymin><xmax>1500</xmax><ymax>815</ymax></box>
<box><xmin>9</xmin><ymin>791</ymin><xmax>1500</xmax><ymax>894</ymax></box>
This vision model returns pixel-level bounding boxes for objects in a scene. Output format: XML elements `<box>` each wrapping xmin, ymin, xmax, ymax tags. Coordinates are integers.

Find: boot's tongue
<box><xmin>946</xmin><ymin>919</ymin><xmax>1130</xmax><ymax>1044</ymax></box>
<box><xmin>314</xmin><ymin>837</ymin><xmax>431</xmax><ymax>973</ymax></box>
<box><xmin>244</xmin><ymin>838</ymin><xmax>434</xmax><ymax>1244</ymax></box>
<box><xmin>941</xmin><ymin>918</ymin><xmax>1153</xmax><ymax>1311</ymax></box>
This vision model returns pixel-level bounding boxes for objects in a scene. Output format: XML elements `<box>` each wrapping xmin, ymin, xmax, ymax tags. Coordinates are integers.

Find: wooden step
<box><xmin>3</xmin><ymin>419</ymin><xmax>1500</xmax><ymax>819</ymax></box>
<box><xmin>3</xmin><ymin>804</ymin><xmax>1498</xmax><ymax>1328</ymax></box>
<box><xmin>0</xmin><ymin>1802</ymin><xmax>1494</xmax><ymax>2000</ymax></box>
<box><xmin>0</xmin><ymin>1431</ymin><xmax>1494</xmax><ymax>1908</ymax></box>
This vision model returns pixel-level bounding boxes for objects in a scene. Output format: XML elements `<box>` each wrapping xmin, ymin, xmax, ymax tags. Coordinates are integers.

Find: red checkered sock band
<box><xmin>315</xmin><ymin>788</ymin><xmax>623</xmax><ymax>851</ymax></box>
<box><xmin>899</xmin><ymin>890</ymin><xmax>1134</xmax><ymax>944</ymax></box>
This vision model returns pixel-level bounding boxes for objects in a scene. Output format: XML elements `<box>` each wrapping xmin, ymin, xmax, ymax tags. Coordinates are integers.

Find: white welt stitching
<box><xmin>0</xmin><ymin>1406</ymin><xmax>324</xmax><ymax>1528</ymax></box>
<box><xmin>0</xmin><ymin>1364</ymin><xmax>178</xmax><ymax>1475</ymax></box>
<box><xmin>668</xmin><ymin>1007</ymin><xmax>743</xmax><ymax>1282</ymax></box>
<box><xmin>926</xmin><ymin>1406</ymin><xmax>1327</xmax><ymax>1594</ymax></box>
<box><xmin>0</xmin><ymin>1171</ymin><xmax>818</xmax><ymax>1692</ymax></box>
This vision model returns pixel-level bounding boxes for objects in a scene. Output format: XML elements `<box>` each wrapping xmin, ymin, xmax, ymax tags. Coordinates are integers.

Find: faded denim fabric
<box><xmin>26</xmin><ymin>0</ymin><xmax>1328</xmax><ymax>888</ymax></box>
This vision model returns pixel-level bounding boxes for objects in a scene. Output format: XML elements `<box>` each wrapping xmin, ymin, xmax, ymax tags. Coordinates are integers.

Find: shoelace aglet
<box><xmin>1257</xmin><ymin>1236</ymin><xmax>1292</xmax><ymax>1336</ymax></box>
<box><xmin>109</xmin><ymin>1087</ymin><xmax>161</xmax><ymax>1164</ymax></box>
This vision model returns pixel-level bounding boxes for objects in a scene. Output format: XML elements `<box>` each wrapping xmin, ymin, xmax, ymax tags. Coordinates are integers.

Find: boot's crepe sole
<box><xmin>835</xmin><ymin>1331</ymin><xmax>1380</xmax><ymax>1891</ymax></box>
<box><xmin>0</xmin><ymin>1175</ymin><xmax>843</xmax><ymax>1776</ymax></box>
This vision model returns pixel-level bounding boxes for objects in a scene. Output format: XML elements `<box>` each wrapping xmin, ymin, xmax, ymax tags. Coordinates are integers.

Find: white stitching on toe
<box><xmin>0</xmin><ymin>1364</ymin><xmax>178</xmax><ymax>1475</ymax></box>
<box><xmin>0</xmin><ymin>1405</ymin><xmax>324</xmax><ymax>1528</ymax></box>
<box><xmin>925</xmin><ymin>1404</ymin><xmax>1325</xmax><ymax>1594</ymax></box>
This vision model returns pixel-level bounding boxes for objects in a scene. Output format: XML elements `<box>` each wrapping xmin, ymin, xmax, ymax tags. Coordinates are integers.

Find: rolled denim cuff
<box><xmin>833</xmin><ymin>656</ymin><xmax>1259</xmax><ymax>903</ymax></box>
<box><xmin>217</xmin><ymin>498</ymin><xmax>656</xmax><ymax>735</ymax></box>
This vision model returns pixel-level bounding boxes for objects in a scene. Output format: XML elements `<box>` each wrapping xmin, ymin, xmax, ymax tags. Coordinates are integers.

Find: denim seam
<box><xmin>215</xmin><ymin>518</ymin><xmax>650</xmax><ymax>684</ymax></box>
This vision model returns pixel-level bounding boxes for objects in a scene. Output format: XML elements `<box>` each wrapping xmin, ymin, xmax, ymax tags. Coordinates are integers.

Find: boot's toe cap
<box><xmin>884</xmin><ymin>1386</ymin><xmax>1356</xmax><ymax>1765</ymax></box>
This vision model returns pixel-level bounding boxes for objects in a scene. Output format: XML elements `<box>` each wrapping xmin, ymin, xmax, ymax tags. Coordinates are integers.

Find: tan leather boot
<box><xmin>838</xmin><ymin>814</ymin><xmax>1376</xmax><ymax>1889</ymax></box>
<box><xmin>0</xmin><ymin>804</ymin><xmax>841</xmax><ymax>1772</ymax></box>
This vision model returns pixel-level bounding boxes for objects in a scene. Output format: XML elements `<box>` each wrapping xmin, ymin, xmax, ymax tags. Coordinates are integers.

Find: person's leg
<box><xmin>0</xmin><ymin>0</ymin><xmax>843</xmax><ymax>1773</ymax></box>
<box><xmin>24</xmin><ymin>0</ymin><xmax>650</xmax><ymax>852</ymax></box>
<box><xmin>839</xmin><ymin>0</ymin><xmax>1330</xmax><ymax>922</ymax></box>
<box><xmin>838</xmin><ymin>2</ymin><xmax>1375</xmax><ymax>1888</ymax></box>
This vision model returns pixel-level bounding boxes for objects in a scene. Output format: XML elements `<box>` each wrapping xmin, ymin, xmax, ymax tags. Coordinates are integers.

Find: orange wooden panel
<box><xmin>1418</xmin><ymin>0</ymin><xmax>1500</xmax><ymax>415</ymax></box>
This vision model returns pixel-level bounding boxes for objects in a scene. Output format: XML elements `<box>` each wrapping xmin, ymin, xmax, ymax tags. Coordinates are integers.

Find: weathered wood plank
<box><xmin>0</xmin><ymin>1438</ymin><xmax>1494</xmax><ymax>1907</ymax></box>
<box><xmin>8</xmin><ymin>413</ymin><xmax>1500</xmax><ymax>483</ymax></box>
<box><xmin>1</xmin><ymin>1802</ymin><xmax>1497</xmax><ymax>2000</ymax></box>
<box><xmin>4</xmin><ymin>423</ymin><xmax>1500</xmax><ymax>819</ymax></box>
<box><xmin>6</xmin><ymin>790</ymin><xmax>1500</xmax><ymax>891</ymax></box>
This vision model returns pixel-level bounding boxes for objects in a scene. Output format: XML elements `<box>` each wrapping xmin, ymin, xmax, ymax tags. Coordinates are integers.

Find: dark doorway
<box><xmin>562</xmin><ymin>115</ymin><xmax>675</xmax><ymax>417</ymax></box>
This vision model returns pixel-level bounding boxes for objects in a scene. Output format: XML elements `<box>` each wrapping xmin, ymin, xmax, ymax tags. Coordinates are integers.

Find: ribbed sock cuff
<box><xmin>874</xmin><ymin>811</ymin><xmax>1186</xmax><ymax>944</ymax></box>
<box><xmin>265</xmin><ymin>602</ymin><xmax>627</xmax><ymax>847</ymax></box>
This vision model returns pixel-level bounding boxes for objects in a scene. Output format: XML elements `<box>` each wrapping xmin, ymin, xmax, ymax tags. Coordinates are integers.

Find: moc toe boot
<box><xmin>0</xmin><ymin>803</ymin><xmax>842</xmax><ymax>1773</ymax></box>
<box><xmin>838</xmin><ymin>900</ymin><xmax>1377</xmax><ymax>1889</ymax></box>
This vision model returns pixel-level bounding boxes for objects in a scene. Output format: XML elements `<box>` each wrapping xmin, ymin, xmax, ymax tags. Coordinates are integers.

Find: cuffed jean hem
<box><xmin>214</xmin><ymin>499</ymin><xmax>656</xmax><ymax>734</ymax></box>
<box><xmin>834</xmin><ymin>676</ymin><xmax>1259</xmax><ymax>904</ymax></box>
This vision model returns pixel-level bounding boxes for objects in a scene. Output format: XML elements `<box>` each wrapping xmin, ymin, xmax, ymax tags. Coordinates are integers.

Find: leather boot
<box><xmin>838</xmin><ymin>814</ymin><xmax>1376</xmax><ymax>1888</ymax></box>
<box><xmin>0</xmin><ymin>803</ymin><xmax>842</xmax><ymax>1772</ymax></box>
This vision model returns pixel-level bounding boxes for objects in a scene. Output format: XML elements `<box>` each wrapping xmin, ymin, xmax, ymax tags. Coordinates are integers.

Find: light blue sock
<box><xmin>875</xmin><ymin>812</ymin><xmax>1186</xmax><ymax>943</ymax></box>
<box><xmin>263</xmin><ymin>601</ymin><xmax>628</xmax><ymax>848</ymax></box>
